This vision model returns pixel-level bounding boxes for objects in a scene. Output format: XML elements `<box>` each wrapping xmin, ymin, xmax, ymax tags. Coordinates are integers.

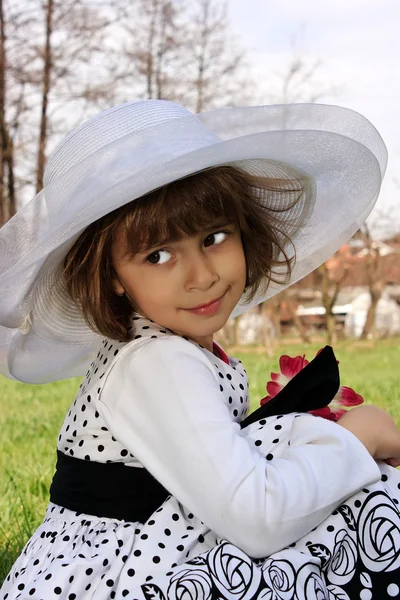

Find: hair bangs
<box><xmin>120</xmin><ymin>169</ymin><xmax>242</xmax><ymax>256</ymax></box>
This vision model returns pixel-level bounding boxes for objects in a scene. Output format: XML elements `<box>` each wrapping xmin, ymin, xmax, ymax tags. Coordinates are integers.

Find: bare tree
<box><xmin>36</xmin><ymin>0</ymin><xmax>54</xmax><ymax>193</ymax></box>
<box><xmin>188</xmin><ymin>0</ymin><xmax>249</xmax><ymax>111</ymax></box>
<box><xmin>356</xmin><ymin>220</ymin><xmax>400</xmax><ymax>340</ymax></box>
<box><xmin>1</xmin><ymin>0</ymin><xmax>253</xmax><ymax>222</ymax></box>
<box><xmin>122</xmin><ymin>0</ymin><xmax>186</xmax><ymax>102</ymax></box>
<box><xmin>0</xmin><ymin>0</ymin><xmax>17</xmax><ymax>224</ymax></box>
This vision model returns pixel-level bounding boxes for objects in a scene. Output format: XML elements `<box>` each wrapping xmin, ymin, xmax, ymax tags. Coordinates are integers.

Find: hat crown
<box><xmin>44</xmin><ymin>100</ymin><xmax>193</xmax><ymax>187</ymax></box>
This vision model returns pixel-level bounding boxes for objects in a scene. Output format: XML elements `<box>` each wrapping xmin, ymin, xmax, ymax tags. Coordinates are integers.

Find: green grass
<box><xmin>1</xmin><ymin>337</ymin><xmax>400</xmax><ymax>584</ymax></box>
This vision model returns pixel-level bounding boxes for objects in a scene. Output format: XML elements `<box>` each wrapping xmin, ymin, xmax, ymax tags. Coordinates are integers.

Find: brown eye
<box><xmin>146</xmin><ymin>250</ymin><xmax>171</xmax><ymax>265</ymax></box>
<box><xmin>204</xmin><ymin>231</ymin><xmax>227</xmax><ymax>247</ymax></box>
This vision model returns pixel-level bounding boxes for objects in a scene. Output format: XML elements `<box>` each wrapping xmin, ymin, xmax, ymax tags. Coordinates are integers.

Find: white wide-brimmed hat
<box><xmin>0</xmin><ymin>100</ymin><xmax>387</xmax><ymax>383</ymax></box>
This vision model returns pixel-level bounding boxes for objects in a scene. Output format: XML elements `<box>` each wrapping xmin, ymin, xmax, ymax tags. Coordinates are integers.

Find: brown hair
<box><xmin>62</xmin><ymin>166</ymin><xmax>307</xmax><ymax>341</ymax></box>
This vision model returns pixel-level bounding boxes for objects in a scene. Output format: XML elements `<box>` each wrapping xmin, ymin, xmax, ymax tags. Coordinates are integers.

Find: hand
<box><xmin>338</xmin><ymin>405</ymin><xmax>400</xmax><ymax>465</ymax></box>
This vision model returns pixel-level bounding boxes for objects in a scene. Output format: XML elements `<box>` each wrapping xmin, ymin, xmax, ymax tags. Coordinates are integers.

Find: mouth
<box><xmin>183</xmin><ymin>291</ymin><xmax>227</xmax><ymax>316</ymax></box>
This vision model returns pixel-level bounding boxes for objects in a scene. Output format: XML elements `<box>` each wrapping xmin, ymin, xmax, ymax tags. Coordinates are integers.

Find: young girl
<box><xmin>1</xmin><ymin>99</ymin><xmax>400</xmax><ymax>600</ymax></box>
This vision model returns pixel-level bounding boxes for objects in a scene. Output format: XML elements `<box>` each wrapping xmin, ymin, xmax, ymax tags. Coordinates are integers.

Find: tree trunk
<box><xmin>319</xmin><ymin>263</ymin><xmax>337</xmax><ymax>345</ymax></box>
<box><xmin>261</xmin><ymin>298</ymin><xmax>280</xmax><ymax>357</ymax></box>
<box><xmin>0</xmin><ymin>0</ymin><xmax>5</xmax><ymax>225</ymax></box>
<box><xmin>281</xmin><ymin>292</ymin><xmax>311</xmax><ymax>344</ymax></box>
<box><xmin>36</xmin><ymin>0</ymin><xmax>54</xmax><ymax>193</ymax></box>
<box><xmin>0</xmin><ymin>0</ymin><xmax>15</xmax><ymax>224</ymax></box>
<box><xmin>195</xmin><ymin>0</ymin><xmax>208</xmax><ymax>112</ymax></box>
<box><xmin>325</xmin><ymin>313</ymin><xmax>335</xmax><ymax>346</ymax></box>
<box><xmin>360</xmin><ymin>287</ymin><xmax>381</xmax><ymax>339</ymax></box>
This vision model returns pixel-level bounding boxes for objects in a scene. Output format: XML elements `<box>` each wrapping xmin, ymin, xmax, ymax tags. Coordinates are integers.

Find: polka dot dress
<box><xmin>2</xmin><ymin>316</ymin><xmax>400</xmax><ymax>599</ymax></box>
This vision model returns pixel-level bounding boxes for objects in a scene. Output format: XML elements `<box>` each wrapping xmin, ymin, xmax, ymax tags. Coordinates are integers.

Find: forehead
<box><xmin>116</xmin><ymin>170</ymin><xmax>244</xmax><ymax>255</ymax></box>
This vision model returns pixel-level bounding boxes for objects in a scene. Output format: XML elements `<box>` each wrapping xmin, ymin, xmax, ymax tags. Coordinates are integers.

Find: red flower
<box><xmin>260</xmin><ymin>350</ymin><xmax>364</xmax><ymax>421</ymax></box>
<box><xmin>261</xmin><ymin>354</ymin><xmax>309</xmax><ymax>405</ymax></box>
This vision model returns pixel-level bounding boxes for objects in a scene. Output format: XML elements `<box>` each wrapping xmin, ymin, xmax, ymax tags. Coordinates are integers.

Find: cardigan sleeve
<box><xmin>98</xmin><ymin>335</ymin><xmax>381</xmax><ymax>557</ymax></box>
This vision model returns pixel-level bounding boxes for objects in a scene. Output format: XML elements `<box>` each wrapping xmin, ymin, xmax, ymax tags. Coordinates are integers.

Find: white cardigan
<box><xmin>97</xmin><ymin>328</ymin><xmax>380</xmax><ymax>558</ymax></box>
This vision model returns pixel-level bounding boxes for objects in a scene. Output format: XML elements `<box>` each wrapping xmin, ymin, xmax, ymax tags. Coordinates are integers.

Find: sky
<box><xmin>228</xmin><ymin>0</ymin><xmax>400</xmax><ymax>235</ymax></box>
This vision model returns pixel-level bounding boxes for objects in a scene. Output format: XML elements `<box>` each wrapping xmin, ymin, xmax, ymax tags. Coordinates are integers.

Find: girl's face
<box><xmin>112</xmin><ymin>222</ymin><xmax>247</xmax><ymax>351</ymax></box>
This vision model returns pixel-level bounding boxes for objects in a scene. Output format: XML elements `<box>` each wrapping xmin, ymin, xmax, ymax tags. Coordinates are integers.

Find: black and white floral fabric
<box><xmin>2</xmin><ymin>316</ymin><xmax>400</xmax><ymax>600</ymax></box>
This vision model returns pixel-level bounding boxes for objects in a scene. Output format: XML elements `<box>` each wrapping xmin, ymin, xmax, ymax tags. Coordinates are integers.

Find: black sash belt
<box><xmin>50</xmin><ymin>346</ymin><xmax>339</xmax><ymax>522</ymax></box>
<box><xmin>50</xmin><ymin>451</ymin><xmax>170</xmax><ymax>522</ymax></box>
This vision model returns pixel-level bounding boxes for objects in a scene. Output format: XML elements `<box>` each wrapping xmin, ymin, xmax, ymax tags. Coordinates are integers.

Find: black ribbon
<box><xmin>240</xmin><ymin>346</ymin><xmax>339</xmax><ymax>427</ymax></box>
<box><xmin>50</xmin><ymin>345</ymin><xmax>339</xmax><ymax>522</ymax></box>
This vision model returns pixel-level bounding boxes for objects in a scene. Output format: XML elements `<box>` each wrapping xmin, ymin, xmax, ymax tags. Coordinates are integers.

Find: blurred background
<box><xmin>2</xmin><ymin>0</ymin><xmax>400</xmax><ymax>348</ymax></box>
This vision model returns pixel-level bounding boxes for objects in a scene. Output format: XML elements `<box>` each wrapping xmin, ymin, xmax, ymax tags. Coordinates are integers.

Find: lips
<box><xmin>189</xmin><ymin>293</ymin><xmax>226</xmax><ymax>310</ymax></box>
<box><xmin>183</xmin><ymin>291</ymin><xmax>227</xmax><ymax>316</ymax></box>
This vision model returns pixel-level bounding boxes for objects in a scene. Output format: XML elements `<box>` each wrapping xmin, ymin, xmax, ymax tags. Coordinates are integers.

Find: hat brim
<box><xmin>0</xmin><ymin>103</ymin><xmax>387</xmax><ymax>382</ymax></box>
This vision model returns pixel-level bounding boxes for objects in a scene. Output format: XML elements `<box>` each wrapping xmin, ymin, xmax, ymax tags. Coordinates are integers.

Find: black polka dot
<box><xmin>164</xmin><ymin>528</ymin><xmax>171</xmax><ymax>536</ymax></box>
<box><xmin>153</xmin><ymin>556</ymin><xmax>161</xmax><ymax>563</ymax></box>
<box><xmin>106</xmin><ymin>579</ymin><xmax>114</xmax><ymax>587</ymax></box>
<box><xmin>266</xmin><ymin>453</ymin><xmax>274</xmax><ymax>461</ymax></box>
<box><xmin>134</xmin><ymin>550</ymin><xmax>141</xmax><ymax>557</ymax></box>
<box><xmin>275</xmin><ymin>424</ymin><xmax>282</xmax><ymax>430</ymax></box>
<box><xmin>255</xmin><ymin>440</ymin><xmax>262</xmax><ymax>446</ymax></box>
<box><xmin>85</xmin><ymin>568</ymin><xmax>93</xmax><ymax>575</ymax></box>
<box><xmin>68</xmin><ymin>595</ymin><xmax>76</xmax><ymax>600</ymax></box>
<box><xmin>120</xmin><ymin>449</ymin><xmax>128</xmax><ymax>457</ymax></box>
<box><xmin>327</xmin><ymin>525</ymin><xmax>334</xmax><ymax>532</ymax></box>
<box><xmin>17</xmin><ymin>584</ymin><xmax>25</xmax><ymax>591</ymax></box>
<box><xmin>128</xmin><ymin>568</ymin><xmax>135</xmax><ymax>577</ymax></box>
<box><xmin>198</xmin><ymin>534</ymin><xmax>205</xmax><ymax>543</ymax></box>
<box><xmin>98</xmin><ymin>445</ymin><xmax>104</xmax><ymax>452</ymax></box>
<box><xmin>382</xmin><ymin>474</ymin><xmax>388</xmax><ymax>482</ymax></box>
<box><xmin>29</xmin><ymin>589</ymin><xmax>36</xmax><ymax>596</ymax></box>
<box><xmin>54</xmin><ymin>587</ymin><xmax>62</xmax><ymax>595</ymax></box>
<box><xmin>172</xmin><ymin>513</ymin><xmax>179</xmax><ymax>521</ymax></box>
<box><xmin>176</xmin><ymin>544</ymin><xmax>184</xmax><ymax>551</ymax></box>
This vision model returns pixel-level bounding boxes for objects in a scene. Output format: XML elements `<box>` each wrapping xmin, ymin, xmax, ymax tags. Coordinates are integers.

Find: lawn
<box><xmin>1</xmin><ymin>336</ymin><xmax>400</xmax><ymax>583</ymax></box>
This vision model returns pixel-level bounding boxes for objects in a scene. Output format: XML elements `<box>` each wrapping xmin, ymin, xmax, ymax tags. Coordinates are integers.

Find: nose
<box><xmin>184</xmin><ymin>250</ymin><xmax>219</xmax><ymax>291</ymax></box>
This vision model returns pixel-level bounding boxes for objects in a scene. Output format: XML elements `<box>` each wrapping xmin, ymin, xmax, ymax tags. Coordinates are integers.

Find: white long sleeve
<box><xmin>98</xmin><ymin>335</ymin><xmax>381</xmax><ymax>557</ymax></box>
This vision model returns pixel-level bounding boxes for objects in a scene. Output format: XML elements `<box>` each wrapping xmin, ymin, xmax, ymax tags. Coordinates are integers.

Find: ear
<box><xmin>114</xmin><ymin>278</ymin><xmax>125</xmax><ymax>296</ymax></box>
